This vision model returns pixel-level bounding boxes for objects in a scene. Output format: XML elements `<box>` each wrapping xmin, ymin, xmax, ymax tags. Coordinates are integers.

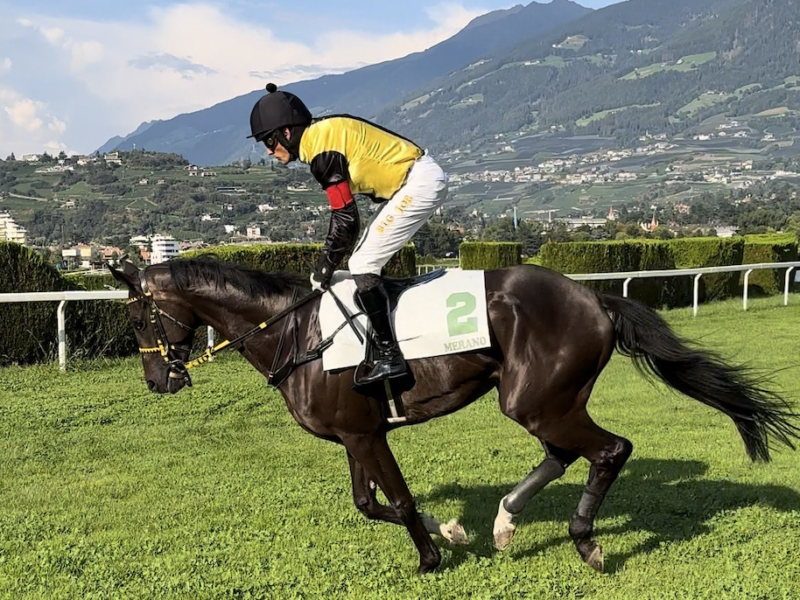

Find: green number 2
<box><xmin>446</xmin><ymin>292</ymin><xmax>478</xmax><ymax>337</ymax></box>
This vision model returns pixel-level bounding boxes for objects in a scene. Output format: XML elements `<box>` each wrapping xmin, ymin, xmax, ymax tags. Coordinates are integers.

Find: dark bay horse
<box><xmin>108</xmin><ymin>257</ymin><xmax>799</xmax><ymax>574</ymax></box>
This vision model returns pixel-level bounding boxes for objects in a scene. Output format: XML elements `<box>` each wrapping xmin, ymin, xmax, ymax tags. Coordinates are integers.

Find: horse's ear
<box><xmin>108</xmin><ymin>255</ymin><xmax>141</xmax><ymax>293</ymax></box>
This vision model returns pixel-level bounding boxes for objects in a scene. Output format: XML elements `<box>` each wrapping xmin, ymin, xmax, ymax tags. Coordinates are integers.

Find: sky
<box><xmin>0</xmin><ymin>0</ymin><xmax>623</xmax><ymax>157</ymax></box>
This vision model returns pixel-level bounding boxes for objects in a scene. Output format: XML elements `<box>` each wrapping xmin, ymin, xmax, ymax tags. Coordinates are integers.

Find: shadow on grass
<box><xmin>420</xmin><ymin>458</ymin><xmax>800</xmax><ymax>573</ymax></box>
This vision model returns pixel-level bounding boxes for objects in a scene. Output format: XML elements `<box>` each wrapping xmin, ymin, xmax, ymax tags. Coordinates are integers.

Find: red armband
<box><xmin>325</xmin><ymin>181</ymin><xmax>354</xmax><ymax>210</ymax></box>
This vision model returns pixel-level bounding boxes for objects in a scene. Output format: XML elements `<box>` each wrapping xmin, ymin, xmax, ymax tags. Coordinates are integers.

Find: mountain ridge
<box><xmin>98</xmin><ymin>0</ymin><xmax>593</xmax><ymax>165</ymax></box>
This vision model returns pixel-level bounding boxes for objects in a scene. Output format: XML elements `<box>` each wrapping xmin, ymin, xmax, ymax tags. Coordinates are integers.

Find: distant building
<box><xmin>101</xmin><ymin>246</ymin><xmax>125</xmax><ymax>264</ymax></box>
<box><xmin>62</xmin><ymin>244</ymin><xmax>95</xmax><ymax>270</ymax></box>
<box><xmin>129</xmin><ymin>235</ymin><xmax>150</xmax><ymax>249</ymax></box>
<box><xmin>558</xmin><ymin>216</ymin><xmax>608</xmax><ymax>231</ymax></box>
<box><xmin>640</xmin><ymin>213</ymin><xmax>659</xmax><ymax>233</ymax></box>
<box><xmin>103</xmin><ymin>152</ymin><xmax>123</xmax><ymax>166</ymax></box>
<box><xmin>0</xmin><ymin>211</ymin><xmax>27</xmax><ymax>245</ymax></box>
<box><xmin>246</xmin><ymin>225</ymin><xmax>262</xmax><ymax>239</ymax></box>
<box><xmin>150</xmin><ymin>235</ymin><xmax>180</xmax><ymax>264</ymax></box>
<box><xmin>715</xmin><ymin>226</ymin><xmax>739</xmax><ymax>238</ymax></box>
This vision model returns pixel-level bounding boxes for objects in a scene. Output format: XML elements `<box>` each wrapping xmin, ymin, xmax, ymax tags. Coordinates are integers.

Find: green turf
<box><xmin>1</xmin><ymin>298</ymin><xmax>799</xmax><ymax>598</ymax></box>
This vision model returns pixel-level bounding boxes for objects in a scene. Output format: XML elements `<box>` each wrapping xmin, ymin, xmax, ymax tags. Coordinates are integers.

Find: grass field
<box><xmin>2</xmin><ymin>297</ymin><xmax>800</xmax><ymax>599</ymax></box>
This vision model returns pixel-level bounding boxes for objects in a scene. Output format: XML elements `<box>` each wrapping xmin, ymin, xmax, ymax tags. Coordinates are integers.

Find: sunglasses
<box><xmin>262</xmin><ymin>132</ymin><xmax>279</xmax><ymax>151</ymax></box>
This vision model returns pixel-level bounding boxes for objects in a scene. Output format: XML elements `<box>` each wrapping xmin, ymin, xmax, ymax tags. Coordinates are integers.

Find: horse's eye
<box><xmin>133</xmin><ymin>319</ymin><xmax>145</xmax><ymax>331</ymax></box>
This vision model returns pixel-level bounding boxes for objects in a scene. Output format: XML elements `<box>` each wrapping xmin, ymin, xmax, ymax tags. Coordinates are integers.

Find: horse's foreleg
<box><xmin>342</xmin><ymin>433</ymin><xmax>441</xmax><ymax>574</ymax></box>
<box><xmin>348</xmin><ymin>451</ymin><xmax>402</xmax><ymax>524</ymax></box>
<box><xmin>348</xmin><ymin>453</ymin><xmax>470</xmax><ymax>545</ymax></box>
<box><xmin>493</xmin><ymin>442</ymin><xmax>578</xmax><ymax>551</ymax></box>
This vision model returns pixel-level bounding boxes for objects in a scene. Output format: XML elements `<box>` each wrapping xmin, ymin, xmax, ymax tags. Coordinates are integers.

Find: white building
<box><xmin>0</xmin><ymin>211</ymin><xmax>27</xmax><ymax>245</ymax></box>
<box><xmin>150</xmin><ymin>235</ymin><xmax>180</xmax><ymax>264</ymax></box>
<box><xmin>129</xmin><ymin>235</ymin><xmax>150</xmax><ymax>249</ymax></box>
<box><xmin>246</xmin><ymin>225</ymin><xmax>262</xmax><ymax>239</ymax></box>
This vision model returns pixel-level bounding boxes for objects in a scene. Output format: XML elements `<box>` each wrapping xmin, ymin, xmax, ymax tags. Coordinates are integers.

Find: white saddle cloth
<box><xmin>318</xmin><ymin>269</ymin><xmax>490</xmax><ymax>371</ymax></box>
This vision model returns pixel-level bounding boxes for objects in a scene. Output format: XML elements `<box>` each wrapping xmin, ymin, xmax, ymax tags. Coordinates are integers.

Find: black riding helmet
<box><xmin>248</xmin><ymin>83</ymin><xmax>312</xmax><ymax>158</ymax></box>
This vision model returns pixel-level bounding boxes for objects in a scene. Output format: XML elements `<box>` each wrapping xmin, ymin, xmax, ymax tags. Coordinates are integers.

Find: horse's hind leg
<box><xmin>347</xmin><ymin>452</ymin><xmax>469</xmax><ymax>545</ymax></box>
<box><xmin>565</xmin><ymin>417</ymin><xmax>632</xmax><ymax>573</ymax></box>
<box><xmin>493</xmin><ymin>442</ymin><xmax>579</xmax><ymax>550</ymax></box>
<box><xmin>342</xmin><ymin>432</ymin><xmax>441</xmax><ymax>574</ymax></box>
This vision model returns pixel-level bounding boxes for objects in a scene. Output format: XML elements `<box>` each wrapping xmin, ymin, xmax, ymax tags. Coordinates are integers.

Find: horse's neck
<box><xmin>188</xmin><ymin>292</ymin><xmax>279</xmax><ymax>340</ymax></box>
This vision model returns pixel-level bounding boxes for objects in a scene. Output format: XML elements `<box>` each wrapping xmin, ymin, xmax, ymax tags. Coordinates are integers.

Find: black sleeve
<box><xmin>318</xmin><ymin>201</ymin><xmax>360</xmax><ymax>274</ymax></box>
<box><xmin>310</xmin><ymin>151</ymin><xmax>350</xmax><ymax>189</ymax></box>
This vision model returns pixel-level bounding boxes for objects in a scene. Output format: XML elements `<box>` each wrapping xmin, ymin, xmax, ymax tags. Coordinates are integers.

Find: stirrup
<box><xmin>382</xmin><ymin>380</ymin><xmax>407</xmax><ymax>423</ymax></box>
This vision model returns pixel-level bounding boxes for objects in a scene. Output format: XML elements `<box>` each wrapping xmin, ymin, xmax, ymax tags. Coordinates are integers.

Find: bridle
<box><xmin>129</xmin><ymin>271</ymin><xmax>196</xmax><ymax>388</ymax></box>
<box><xmin>128</xmin><ymin>270</ymin><xmax>326</xmax><ymax>389</ymax></box>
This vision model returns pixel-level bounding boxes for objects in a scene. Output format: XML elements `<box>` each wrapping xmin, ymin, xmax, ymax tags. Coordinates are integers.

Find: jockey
<box><xmin>248</xmin><ymin>83</ymin><xmax>448</xmax><ymax>385</ymax></box>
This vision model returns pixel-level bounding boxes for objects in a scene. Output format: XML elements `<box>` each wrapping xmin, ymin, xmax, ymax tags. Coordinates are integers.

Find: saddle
<box><xmin>380</xmin><ymin>269</ymin><xmax>447</xmax><ymax>312</ymax></box>
<box><xmin>318</xmin><ymin>267</ymin><xmax>489</xmax><ymax>423</ymax></box>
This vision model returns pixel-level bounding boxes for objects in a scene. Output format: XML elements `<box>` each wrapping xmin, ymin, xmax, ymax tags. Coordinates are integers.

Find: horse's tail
<box><xmin>599</xmin><ymin>292</ymin><xmax>800</xmax><ymax>462</ymax></box>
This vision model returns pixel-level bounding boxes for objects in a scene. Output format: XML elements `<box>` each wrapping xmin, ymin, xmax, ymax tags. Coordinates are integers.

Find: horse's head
<box><xmin>109</xmin><ymin>257</ymin><xmax>201</xmax><ymax>394</ymax></box>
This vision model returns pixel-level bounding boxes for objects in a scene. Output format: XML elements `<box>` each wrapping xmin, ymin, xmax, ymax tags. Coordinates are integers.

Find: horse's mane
<box><xmin>165</xmin><ymin>257</ymin><xmax>307</xmax><ymax>298</ymax></box>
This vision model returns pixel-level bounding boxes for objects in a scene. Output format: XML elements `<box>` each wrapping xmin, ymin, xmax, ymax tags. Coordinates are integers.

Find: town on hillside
<box><xmin>2</xmin><ymin>122</ymin><xmax>800</xmax><ymax>271</ymax></box>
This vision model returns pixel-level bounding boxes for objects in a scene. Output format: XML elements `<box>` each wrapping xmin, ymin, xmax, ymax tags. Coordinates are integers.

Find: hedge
<box><xmin>537</xmin><ymin>240</ymin><xmax>677</xmax><ymax>303</ymax></box>
<box><xmin>1</xmin><ymin>242</ymin><xmax>70</xmax><ymax>365</ymax></box>
<box><xmin>668</xmin><ymin>237</ymin><xmax>745</xmax><ymax>302</ymax></box>
<box><xmin>459</xmin><ymin>242</ymin><xmax>522</xmax><ymax>270</ymax></box>
<box><xmin>536</xmin><ymin>237</ymin><xmax>768</xmax><ymax>307</ymax></box>
<box><xmin>1</xmin><ymin>242</ymin><xmax>416</xmax><ymax>365</ymax></box>
<box><xmin>0</xmin><ymin>244</ymin><xmax>139</xmax><ymax>366</ymax></box>
<box><xmin>180</xmin><ymin>243</ymin><xmax>416</xmax><ymax>278</ymax></box>
<box><xmin>741</xmin><ymin>234</ymin><xmax>798</xmax><ymax>296</ymax></box>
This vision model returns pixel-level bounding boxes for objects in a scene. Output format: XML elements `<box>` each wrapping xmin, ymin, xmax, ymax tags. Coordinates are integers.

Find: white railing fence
<box><xmin>3</xmin><ymin>261</ymin><xmax>800</xmax><ymax>370</ymax></box>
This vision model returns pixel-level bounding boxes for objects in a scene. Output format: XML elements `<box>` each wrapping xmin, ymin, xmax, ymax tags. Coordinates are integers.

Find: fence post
<box><xmin>693</xmin><ymin>274</ymin><xmax>702</xmax><ymax>317</ymax></box>
<box><xmin>785</xmin><ymin>267</ymin><xmax>795</xmax><ymax>306</ymax></box>
<box><xmin>57</xmin><ymin>300</ymin><xmax>68</xmax><ymax>371</ymax></box>
<box><xmin>743</xmin><ymin>269</ymin><xmax>754</xmax><ymax>311</ymax></box>
<box><xmin>623</xmin><ymin>277</ymin><xmax>632</xmax><ymax>298</ymax></box>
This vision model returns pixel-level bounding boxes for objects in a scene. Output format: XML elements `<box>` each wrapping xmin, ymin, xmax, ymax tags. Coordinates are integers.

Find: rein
<box><xmin>129</xmin><ymin>271</ymin><xmax>322</xmax><ymax>386</ymax></box>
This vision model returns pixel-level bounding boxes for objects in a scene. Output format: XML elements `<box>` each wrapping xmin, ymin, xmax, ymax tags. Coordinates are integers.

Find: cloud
<box><xmin>0</xmin><ymin>1</ymin><xmax>486</xmax><ymax>156</ymax></box>
<box><xmin>248</xmin><ymin>63</ymin><xmax>364</xmax><ymax>81</ymax></box>
<box><xmin>0</xmin><ymin>87</ymin><xmax>71</xmax><ymax>155</ymax></box>
<box><xmin>129</xmin><ymin>53</ymin><xmax>218</xmax><ymax>78</ymax></box>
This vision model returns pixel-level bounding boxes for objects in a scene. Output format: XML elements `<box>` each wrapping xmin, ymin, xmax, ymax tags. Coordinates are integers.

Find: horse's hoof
<box><xmin>493</xmin><ymin>498</ymin><xmax>516</xmax><ymax>551</ymax></box>
<box><xmin>494</xmin><ymin>526</ymin><xmax>516</xmax><ymax>551</ymax></box>
<box><xmin>443</xmin><ymin>519</ymin><xmax>470</xmax><ymax>545</ymax></box>
<box><xmin>417</xmin><ymin>560</ymin><xmax>440</xmax><ymax>575</ymax></box>
<box><xmin>584</xmin><ymin>544</ymin><xmax>604</xmax><ymax>573</ymax></box>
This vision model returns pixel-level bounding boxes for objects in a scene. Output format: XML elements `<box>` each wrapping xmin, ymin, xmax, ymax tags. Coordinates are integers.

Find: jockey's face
<box><xmin>265</xmin><ymin>128</ymin><xmax>293</xmax><ymax>165</ymax></box>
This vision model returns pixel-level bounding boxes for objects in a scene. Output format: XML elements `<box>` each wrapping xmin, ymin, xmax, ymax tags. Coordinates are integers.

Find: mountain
<box><xmin>98</xmin><ymin>0</ymin><xmax>593</xmax><ymax>165</ymax></box>
<box><xmin>377</xmin><ymin>0</ymin><xmax>800</xmax><ymax>150</ymax></box>
<box><xmin>97</xmin><ymin>120</ymin><xmax>159</xmax><ymax>155</ymax></box>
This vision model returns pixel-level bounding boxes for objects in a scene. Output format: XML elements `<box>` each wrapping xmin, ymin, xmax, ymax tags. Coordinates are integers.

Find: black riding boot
<box><xmin>357</xmin><ymin>283</ymin><xmax>407</xmax><ymax>385</ymax></box>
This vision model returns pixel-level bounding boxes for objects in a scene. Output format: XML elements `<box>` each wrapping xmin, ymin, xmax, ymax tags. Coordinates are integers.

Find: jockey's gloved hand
<box><xmin>310</xmin><ymin>264</ymin><xmax>333</xmax><ymax>291</ymax></box>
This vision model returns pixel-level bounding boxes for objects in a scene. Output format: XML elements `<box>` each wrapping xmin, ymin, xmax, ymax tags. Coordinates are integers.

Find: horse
<box><xmin>108</xmin><ymin>257</ymin><xmax>799</xmax><ymax>574</ymax></box>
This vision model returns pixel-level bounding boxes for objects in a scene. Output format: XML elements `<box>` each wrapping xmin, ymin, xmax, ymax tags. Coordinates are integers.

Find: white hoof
<box><xmin>441</xmin><ymin>518</ymin><xmax>470</xmax><ymax>545</ymax></box>
<box><xmin>422</xmin><ymin>514</ymin><xmax>470</xmax><ymax>545</ymax></box>
<box><xmin>493</xmin><ymin>497</ymin><xmax>517</xmax><ymax>551</ymax></box>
